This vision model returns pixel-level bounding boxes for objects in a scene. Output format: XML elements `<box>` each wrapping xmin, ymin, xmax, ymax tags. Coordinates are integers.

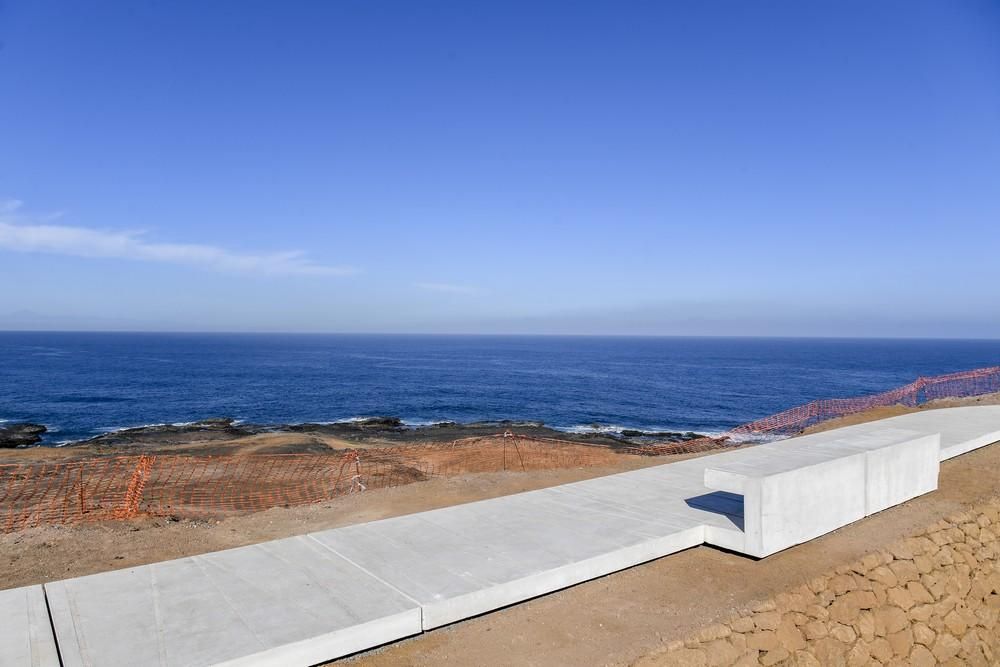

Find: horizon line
<box><xmin>1</xmin><ymin>329</ymin><xmax>999</xmax><ymax>342</ymax></box>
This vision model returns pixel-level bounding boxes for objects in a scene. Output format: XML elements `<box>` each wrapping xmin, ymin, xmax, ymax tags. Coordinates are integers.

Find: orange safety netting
<box><xmin>0</xmin><ymin>435</ymin><xmax>628</xmax><ymax>532</ymax></box>
<box><xmin>729</xmin><ymin>366</ymin><xmax>1000</xmax><ymax>438</ymax></box>
<box><xmin>2</xmin><ymin>366</ymin><xmax>998</xmax><ymax>532</ymax></box>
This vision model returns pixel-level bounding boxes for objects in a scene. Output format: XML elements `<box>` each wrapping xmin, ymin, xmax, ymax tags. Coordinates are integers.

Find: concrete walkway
<box><xmin>4</xmin><ymin>406</ymin><xmax>1000</xmax><ymax>666</ymax></box>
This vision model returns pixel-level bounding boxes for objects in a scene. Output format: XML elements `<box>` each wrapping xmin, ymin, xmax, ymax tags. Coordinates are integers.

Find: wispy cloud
<box><xmin>414</xmin><ymin>282</ymin><xmax>479</xmax><ymax>295</ymax></box>
<box><xmin>0</xmin><ymin>199</ymin><xmax>354</xmax><ymax>277</ymax></box>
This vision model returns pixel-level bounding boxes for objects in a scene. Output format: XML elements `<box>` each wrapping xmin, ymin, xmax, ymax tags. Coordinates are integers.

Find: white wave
<box><xmin>555</xmin><ymin>424</ymin><xmax>634</xmax><ymax>435</ymax></box>
<box><xmin>93</xmin><ymin>422</ymin><xmax>169</xmax><ymax>433</ymax></box>
<box><xmin>401</xmin><ymin>419</ymin><xmax>453</xmax><ymax>427</ymax></box>
<box><xmin>554</xmin><ymin>423</ymin><xmax>706</xmax><ymax>436</ymax></box>
<box><xmin>724</xmin><ymin>431</ymin><xmax>787</xmax><ymax>445</ymax></box>
<box><xmin>332</xmin><ymin>416</ymin><xmax>377</xmax><ymax>424</ymax></box>
<box><xmin>286</xmin><ymin>416</ymin><xmax>380</xmax><ymax>426</ymax></box>
<box><xmin>92</xmin><ymin>419</ymin><xmax>239</xmax><ymax>434</ymax></box>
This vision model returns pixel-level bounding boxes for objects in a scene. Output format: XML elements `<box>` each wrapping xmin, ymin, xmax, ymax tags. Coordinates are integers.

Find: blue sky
<box><xmin>1</xmin><ymin>1</ymin><xmax>998</xmax><ymax>336</ymax></box>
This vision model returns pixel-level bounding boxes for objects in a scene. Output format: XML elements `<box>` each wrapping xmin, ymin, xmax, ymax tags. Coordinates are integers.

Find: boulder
<box><xmin>0</xmin><ymin>422</ymin><xmax>47</xmax><ymax>448</ymax></box>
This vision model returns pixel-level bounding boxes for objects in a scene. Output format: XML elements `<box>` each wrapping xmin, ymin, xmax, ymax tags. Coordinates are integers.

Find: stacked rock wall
<box><xmin>642</xmin><ymin>498</ymin><xmax>1000</xmax><ymax>666</ymax></box>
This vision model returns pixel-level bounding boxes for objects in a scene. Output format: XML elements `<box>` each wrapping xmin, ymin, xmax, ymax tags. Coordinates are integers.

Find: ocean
<box><xmin>2</xmin><ymin>332</ymin><xmax>999</xmax><ymax>445</ymax></box>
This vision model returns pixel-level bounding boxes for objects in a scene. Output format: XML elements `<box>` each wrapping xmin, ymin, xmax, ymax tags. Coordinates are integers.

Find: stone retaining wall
<box><xmin>641</xmin><ymin>498</ymin><xmax>1000</xmax><ymax>666</ymax></box>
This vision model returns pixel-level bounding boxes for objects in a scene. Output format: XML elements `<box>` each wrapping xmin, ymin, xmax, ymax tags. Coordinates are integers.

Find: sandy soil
<box><xmin>0</xmin><ymin>430</ymin><xmax>674</xmax><ymax>464</ymax></box>
<box><xmin>0</xmin><ymin>435</ymin><xmax>671</xmax><ymax>531</ymax></box>
<box><xmin>0</xmin><ymin>456</ymin><xmax>679</xmax><ymax>590</ymax></box>
<box><xmin>0</xmin><ymin>432</ymin><xmax>367</xmax><ymax>463</ymax></box>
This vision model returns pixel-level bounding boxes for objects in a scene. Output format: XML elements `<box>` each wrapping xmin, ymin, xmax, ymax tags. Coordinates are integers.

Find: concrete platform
<box><xmin>0</xmin><ymin>585</ymin><xmax>59</xmax><ymax>667</ymax></box>
<box><xmin>312</xmin><ymin>486</ymin><xmax>707</xmax><ymax>629</ymax></box>
<box><xmin>46</xmin><ymin>535</ymin><xmax>422</xmax><ymax>667</ymax></box>
<box><xmin>756</xmin><ymin>405</ymin><xmax>1000</xmax><ymax>461</ymax></box>
<box><xmin>872</xmin><ymin>406</ymin><xmax>1000</xmax><ymax>459</ymax></box>
<box><xmin>16</xmin><ymin>406</ymin><xmax>1000</xmax><ymax>666</ymax></box>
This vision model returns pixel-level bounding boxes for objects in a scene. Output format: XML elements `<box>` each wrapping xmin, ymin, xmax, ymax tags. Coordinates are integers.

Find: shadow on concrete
<box><xmin>685</xmin><ymin>491</ymin><xmax>744</xmax><ymax>530</ymax></box>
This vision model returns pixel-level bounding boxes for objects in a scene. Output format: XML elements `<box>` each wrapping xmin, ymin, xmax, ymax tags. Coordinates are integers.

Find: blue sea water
<box><xmin>1</xmin><ymin>332</ymin><xmax>999</xmax><ymax>445</ymax></box>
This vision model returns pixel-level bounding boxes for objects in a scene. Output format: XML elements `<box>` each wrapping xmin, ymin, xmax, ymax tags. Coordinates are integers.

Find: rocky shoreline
<box><xmin>1</xmin><ymin>416</ymin><xmax>707</xmax><ymax>449</ymax></box>
<box><xmin>0</xmin><ymin>423</ymin><xmax>48</xmax><ymax>448</ymax></box>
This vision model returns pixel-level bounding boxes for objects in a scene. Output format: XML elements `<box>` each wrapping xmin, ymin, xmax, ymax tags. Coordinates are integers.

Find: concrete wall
<box><xmin>639</xmin><ymin>498</ymin><xmax>1000</xmax><ymax>667</ymax></box>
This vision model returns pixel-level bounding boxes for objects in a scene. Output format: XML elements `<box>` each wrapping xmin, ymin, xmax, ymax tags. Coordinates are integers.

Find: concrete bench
<box><xmin>701</xmin><ymin>428</ymin><xmax>940</xmax><ymax>557</ymax></box>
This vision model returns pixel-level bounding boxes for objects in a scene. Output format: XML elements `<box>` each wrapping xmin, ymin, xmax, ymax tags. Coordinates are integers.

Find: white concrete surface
<box><xmin>0</xmin><ymin>585</ymin><xmax>59</xmax><ymax>667</ymax></box>
<box><xmin>46</xmin><ymin>535</ymin><xmax>421</xmax><ymax>667</ymax></box>
<box><xmin>752</xmin><ymin>405</ymin><xmax>1000</xmax><ymax>461</ymax></box>
<box><xmin>862</xmin><ymin>432</ymin><xmax>939</xmax><ymax>514</ymax></box>
<box><xmin>16</xmin><ymin>406</ymin><xmax>1000</xmax><ymax>666</ymax></box>
<box><xmin>312</xmin><ymin>486</ymin><xmax>707</xmax><ymax>629</ymax></box>
<box><xmin>870</xmin><ymin>406</ymin><xmax>1000</xmax><ymax>459</ymax></box>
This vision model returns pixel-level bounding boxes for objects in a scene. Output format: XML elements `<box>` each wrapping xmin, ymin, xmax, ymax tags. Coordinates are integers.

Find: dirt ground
<box><xmin>0</xmin><ymin>455</ymin><xmax>675</xmax><ymax>590</ymax></box>
<box><xmin>0</xmin><ymin>435</ymin><xmax>675</xmax><ymax>532</ymax></box>
<box><xmin>0</xmin><ymin>431</ymin><xmax>378</xmax><ymax>463</ymax></box>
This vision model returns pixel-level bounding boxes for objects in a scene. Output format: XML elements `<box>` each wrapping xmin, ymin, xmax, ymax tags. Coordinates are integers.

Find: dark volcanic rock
<box><xmin>194</xmin><ymin>417</ymin><xmax>237</xmax><ymax>428</ymax></box>
<box><xmin>45</xmin><ymin>412</ymin><xmax>711</xmax><ymax>452</ymax></box>
<box><xmin>354</xmin><ymin>416</ymin><xmax>403</xmax><ymax>428</ymax></box>
<box><xmin>287</xmin><ymin>416</ymin><xmax>405</xmax><ymax>435</ymax></box>
<box><xmin>234</xmin><ymin>417</ymin><xmax>707</xmax><ymax>449</ymax></box>
<box><xmin>619</xmin><ymin>429</ymin><xmax>705</xmax><ymax>441</ymax></box>
<box><xmin>468</xmin><ymin>420</ymin><xmax>546</xmax><ymax>429</ymax></box>
<box><xmin>80</xmin><ymin>418</ymin><xmax>252</xmax><ymax>447</ymax></box>
<box><xmin>0</xmin><ymin>423</ymin><xmax>47</xmax><ymax>448</ymax></box>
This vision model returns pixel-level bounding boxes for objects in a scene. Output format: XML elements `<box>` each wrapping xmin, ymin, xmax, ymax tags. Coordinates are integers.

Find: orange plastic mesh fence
<box><xmin>0</xmin><ymin>436</ymin><xmax>628</xmax><ymax>531</ymax></box>
<box><xmin>0</xmin><ymin>455</ymin><xmax>168</xmax><ymax>532</ymax></box>
<box><xmin>2</xmin><ymin>366</ymin><xmax>998</xmax><ymax>531</ymax></box>
<box><xmin>729</xmin><ymin>366</ymin><xmax>1000</xmax><ymax>438</ymax></box>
